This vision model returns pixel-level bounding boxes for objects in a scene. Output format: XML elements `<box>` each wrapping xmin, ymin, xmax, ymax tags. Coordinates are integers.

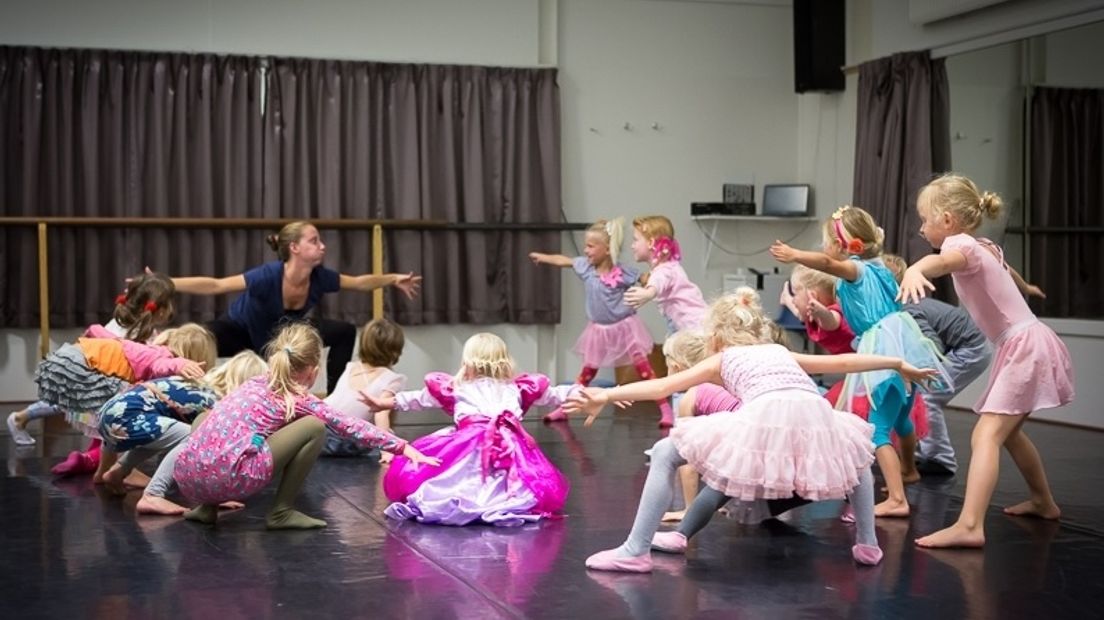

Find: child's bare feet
<box><xmin>219</xmin><ymin>501</ymin><xmax>245</xmax><ymax>510</ymax></box>
<box><xmin>1003</xmin><ymin>499</ymin><xmax>1061</xmax><ymax>520</ymax></box>
<box><xmin>915</xmin><ymin>523</ymin><xmax>985</xmax><ymax>548</ymax></box>
<box><xmin>661</xmin><ymin>510</ymin><xmax>685</xmax><ymax>522</ymax></box>
<box><xmin>137</xmin><ymin>495</ymin><xmax>189</xmax><ymax>515</ymax></box>
<box><xmin>874</xmin><ymin>498</ymin><xmax>910</xmax><ymax>518</ymax></box>
<box><xmin>100</xmin><ymin>465</ymin><xmax>129</xmax><ymax>496</ymax></box>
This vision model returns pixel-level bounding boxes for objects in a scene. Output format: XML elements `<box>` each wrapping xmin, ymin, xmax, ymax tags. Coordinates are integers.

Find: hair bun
<box><xmin>979</xmin><ymin>191</ymin><xmax>1003</xmax><ymax>218</ymax></box>
<box><xmin>266</xmin><ymin>234</ymin><xmax>280</xmax><ymax>252</ymax></box>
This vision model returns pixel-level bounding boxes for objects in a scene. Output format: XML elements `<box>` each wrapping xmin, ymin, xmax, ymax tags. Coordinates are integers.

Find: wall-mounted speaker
<box><xmin>793</xmin><ymin>0</ymin><xmax>845</xmax><ymax>93</ymax></box>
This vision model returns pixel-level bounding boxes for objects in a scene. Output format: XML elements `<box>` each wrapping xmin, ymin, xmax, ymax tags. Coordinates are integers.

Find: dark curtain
<box><xmin>853</xmin><ymin>51</ymin><xmax>951</xmax><ymax>267</ymax></box>
<box><xmin>1029</xmin><ymin>87</ymin><xmax>1104</xmax><ymax>319</ymax></box>
<box><xmin>0</xmin><ymin>46</ymin><xmax>265</xmax><ymax>327</ymax></box>
<box><xmin>265</xmin><ymin>59</ymin><xmax>562</xmax><ymax>325</ymax></box>
<box><xmin>1</xmin><ymin>45</ymin><xmax>563</xmax><ymax>328</ymax></box>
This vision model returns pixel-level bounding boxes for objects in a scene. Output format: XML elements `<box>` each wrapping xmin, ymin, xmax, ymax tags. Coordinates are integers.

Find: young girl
<box><xmin>322</xmin><ymin>318</ymin><xmax>407</xmax><ymax>461</ymax></box>
<box><xmin>769</xmin><ymin>205</ymin><xmax>951</xmax><ymax>518</ymax></box>
<box><xmin>565</xmin><ymin>289</ymin><xmax>938</xmax><ymax>572</ymax></box>
<box><xmin>6</xmin><ymin>271</ymin><xmax>176</xmax><ymax>448</ymax></box>
<box><xmin>530</xmin><ymin>219</ymin><xmax>673</xmax><ymax>427</ymax></box>
<box><xmin>173</xmin><ymin>324</ymin><xmax>437</xmax><ymax>529</ymax></box>
<box><xmin>133</xmin><ymin>351</ymin><xmax>269</xmax><ymax>515</ymax></box>
<box><xmin>623</xmin><ymin>215</ymin><xmax>708</xmax><ymax>333</ymax></box>
<box><xmin>900</xmin><ymin>174</ymin><xmax>1072</xmax><ymax>548</ymax></box>
<box><xmin>360</xmin><ymin>333</ymin><xmax>577</xmax><ymax>527</ymax></box>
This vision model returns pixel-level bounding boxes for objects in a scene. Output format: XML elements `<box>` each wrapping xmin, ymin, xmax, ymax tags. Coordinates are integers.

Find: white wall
<box><xmin>0</xmin><ymin>0</ymin><xmax>820</xmax><ymax>399</ymax></box>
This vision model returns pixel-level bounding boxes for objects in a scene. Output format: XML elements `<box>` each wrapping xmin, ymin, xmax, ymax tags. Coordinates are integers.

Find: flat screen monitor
<box><xmin>762</xmin><ymin>184</ymin><xmax>810</xmax><ymax>217</ymax></box>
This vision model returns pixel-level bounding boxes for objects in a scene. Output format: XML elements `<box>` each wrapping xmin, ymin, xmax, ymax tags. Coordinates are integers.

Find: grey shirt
<box><xmin>904</xmin><ymin>297</ymin><xmax>987</xmax><ymax>355</ymax></box>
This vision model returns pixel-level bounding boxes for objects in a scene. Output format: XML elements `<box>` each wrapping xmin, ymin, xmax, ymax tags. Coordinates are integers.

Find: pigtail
<box><xmin>264</xmin><ymin>323</ymin><xmax>324</xmax><ymax>421</ymax></box>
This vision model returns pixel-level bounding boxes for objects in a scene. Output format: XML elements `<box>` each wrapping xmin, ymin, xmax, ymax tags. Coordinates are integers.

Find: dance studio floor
<box><xmin>3</xmin><ymin>406</ymin><xmax>1103</xmax><ymax>619</ymax></box>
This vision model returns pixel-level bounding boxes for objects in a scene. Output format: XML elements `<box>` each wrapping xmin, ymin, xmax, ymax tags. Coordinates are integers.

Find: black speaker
<box><xmin>793</xmin><ymin>0</ymin><xmax>845</xmax><ymax>93</ymax></box>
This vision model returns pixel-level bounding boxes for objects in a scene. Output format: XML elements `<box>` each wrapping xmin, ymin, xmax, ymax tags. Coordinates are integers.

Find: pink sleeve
<box><xmin>940</xmin><ymin>234</ymin><xmax>980</xmax><ymax>275</ymax></box>
<box><xmin>392</xmin><ymin>372</ymin><xmax>453</xmax><ymax>415</ymax></box>
<box><xmin>647</xmin><ymin>265</ymin><xmax>673</xmax><ymax>299</ymax></box>
<box><xmin>694</xmin><ymin>383</ymin><xmax>741</xmax><ymax>415</ymax></box>
<box><xmin>83</xmin><ymin>324</ymin><xmax>119</xmax><ymax>339</ymax></box>
<box><xmin>295</xmin><ymin>396</ymin><xmax>407</xmax><ymax>455</ymax></box>
<box><xmin>121</xmin><ymin>341</ymin><xmax>188</xmax><ymax>380</ymax></box>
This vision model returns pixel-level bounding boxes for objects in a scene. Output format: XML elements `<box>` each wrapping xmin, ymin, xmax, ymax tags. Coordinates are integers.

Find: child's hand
<box><xmin>402</xmin><ymin>444</ymin><xmax>441</xmax><ymax>467</ymax></box>
<box><xmin>563</xmin><ymin>387</ymin><xmax>610</xmax><ymax>426</ymax></box>
<box><xmin>125</xmin><ymin>265</ymin><xmax>156</xmax><ymax>285</ymax></box>
<box><xmin>1025</xmin><ymin>283</ymin><xmax>1047</xmax><ymax>299</ymax></box>
<box><xmin>379</xmin><ymin>452</ymin><xmax>393</xmax><ymax>465</ymax></box>
<box><xmin>898</xmin><ymin>362</ymin><xmax>939</xmax><ymax>391</ymax></box>
<box><xmin>359</xmin><ymin>391</ymin><xmax>395</xmax><ymax>412</ymax></box>
<box><xmin>623</xmin><ymin>286</ymin><xmax>656</xmax><ymax>309</ymax></box>
<box><xmin>769</xmin><ymin>240</ymin><xmax>797</xmax><ymax>263</ymax></box>
<box><xmin>528</xmin><ymin>252</ymin><xmax>544</xmax><ymax>265</ymax></box>
<box><xmin>180</xmin><ymin>360</ymin><xmax>206</xmax><ymax>380</ymax></box>
<box><xmin>805</xmin><ymin>297</ymin><xmax>829</xmax><ymax>325</ymax></box>
<box><xmin>897</xmin><ymin>266</ymin><xmax>935</xmax><ymax>303</ymax></box>
<box><xmin>394</xmin><ymin>273</ymin><xmax>422</xmax><ymax>299</ymax></box>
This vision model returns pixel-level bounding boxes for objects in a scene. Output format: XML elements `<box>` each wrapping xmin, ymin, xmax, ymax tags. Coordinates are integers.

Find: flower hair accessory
<box><xmin>846</xmin><ymin>238</ymin><xmax>865</xmax><ymax>255</ymax></box>
<box><xmin>650</xmin><ymin>236</ymin><xmax>682</xmax><ymax>265</ymax></box>
<box><xmin>831</xmin><ymin>205</ymin><xmax>852</xmax><ymax>220</ymax></box>
<box><xmin>144</xmin><ymin>301</ymin><xmax>158</xmax><ymax>313</ymax></box>
<box><xmin>598</xmin><ymin>265</ymin><xmax>624</xmax><ymax>288</ymax></box>
<box><xmin>115</xmin><ymin>293</ymin><xmax>128</xmax><ymax>305</ymax></box>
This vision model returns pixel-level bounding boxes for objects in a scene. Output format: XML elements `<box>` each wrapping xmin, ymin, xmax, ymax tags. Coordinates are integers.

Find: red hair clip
<box><xmin>144</xmin><ymin>301</ymin><xmax>158</xmax><ymax>313</ymax></box>
<box><xmin>846</xmin><ymin>238</ymin><xmax>865</xmax><ymax>255</ymax></box>
<box><xmin>115</xmin><ymin>294</ymin><xmax>127</xmax><ymax>305</ymax></box>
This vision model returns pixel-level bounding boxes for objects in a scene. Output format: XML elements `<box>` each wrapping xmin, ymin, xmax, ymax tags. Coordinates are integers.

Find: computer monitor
<box><xmin>761</xmin><ymin>184</ymin><xmax>811</xmax><ymax>217</ymax></box>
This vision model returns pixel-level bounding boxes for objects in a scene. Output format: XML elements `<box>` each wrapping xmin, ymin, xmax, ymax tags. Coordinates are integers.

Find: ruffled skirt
<box><xmin>974</xmin><ymin>320</ymin><xmax>1074</xmax><ymax>414</ymax></box>
<box><xmin>35</xmin><ymin>343</ymin><xmax>127</xmax><ymax>437</ymax></box>
<box><xmin>572</xmin><ymin>315</ymin><xmax>654</xmax><ymax>368</ymax></box>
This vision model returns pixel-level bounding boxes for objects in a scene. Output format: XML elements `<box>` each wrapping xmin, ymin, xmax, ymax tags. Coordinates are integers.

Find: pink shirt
<box><xmin>941</xmin><ymin>234</ymin><xmax>1036</xmax><ymax>343</ymax></box>
<box><xmin>693</xmin><ymin>383</ymin><xmax>741</xmax><ymax>415</ymax></box>
<box><xmin>648</xmin><ymin>261</ymin><xmax>707</xmax><ymax>331</ymax></box>
<box><xmin>805</xmin><ymin>303</ymin><xmax>857</xmax><ymax>355</ymax></box>
<box><xmin>82</xmin><ymin>323</ymin><xmax>191</xmax><ymax>380</ymax></box>
<box><xmin>175</xmin><ymin>376</ymin><xmax>406</xmax><ymax>503</ymax></box>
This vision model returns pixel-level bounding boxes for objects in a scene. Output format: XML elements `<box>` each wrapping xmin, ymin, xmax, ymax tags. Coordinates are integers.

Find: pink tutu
<box><xmin>671</xmin><ymin>389</ymin><xmax>874</xmax><ymax>502</ymax></box>
<box><xmin>572</xmin><ymin>315</ymin><xmax>654</xmax><ymax>368</ymax></box>
<box><xmin>974</xmin><ymin>320</ymin><xmax>1074</xmax><ymax>414</ymax></box>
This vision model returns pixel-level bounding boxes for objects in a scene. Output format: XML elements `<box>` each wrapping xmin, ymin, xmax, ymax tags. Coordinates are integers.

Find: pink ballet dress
<box><xmin>670</xmin><ymin>344</ymin><xmax>875</xmax><ymax>502</ymax></box>
<box><xmin>942</xmin><ymin>234</ymin><xmax>1074</xmax><ymax>413</ymax></box>
<box><xmin>383</xmin><ymin>372</ymin><xmax>576</xmax><ymax>526</ymax></box>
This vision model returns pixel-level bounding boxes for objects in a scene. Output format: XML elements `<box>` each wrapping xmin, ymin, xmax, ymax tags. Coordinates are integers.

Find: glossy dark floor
<box><xmin>3</xmin><ymin>407</ymin><xmax>1103</xmax><ymax>619</ymax></box>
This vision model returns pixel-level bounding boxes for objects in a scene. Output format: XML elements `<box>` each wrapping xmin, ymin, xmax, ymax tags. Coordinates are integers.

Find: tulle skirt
<box><xmin>824</xmin><ymin>379</ymin><xmax>929</xmax><ymax>440</ymax></box>
<box><xmin>671</xmin><ymin>389</ymin><xmax>874</xmax><ymax>502</ymax></box>
<box><xmin>383</xmin><ymin>414</ymin><xmax>569</xmax><ymax>526</ymax></box>
<box><xmin>572</xmin><ymin>316</ymin><xmax>654</xmax><ymax>368</ymax></box>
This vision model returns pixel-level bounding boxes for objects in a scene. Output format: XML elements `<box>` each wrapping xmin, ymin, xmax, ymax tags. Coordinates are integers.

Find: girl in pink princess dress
<box><xmin>360</xmin><ymin>333</ymin><xmax>578</xmax><ymax>527</ymax></box>
<box><xmin>530</xmin><ymin>218</ymin><xmax>674</xmax><ymax>427</ymax></box>
<box><xmin>901</xmin><ymin>173</ymin><xmax>1073</xmax><ymax>549</ymax></box>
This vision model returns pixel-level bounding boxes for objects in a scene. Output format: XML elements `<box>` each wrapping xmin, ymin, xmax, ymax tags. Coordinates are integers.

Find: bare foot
<box><xmin>915</xmin><ymin>523</ymin><xmax>985</xmax><ymax>548</ymax></box>
<box><xmin>661</xmin><ymin>510</ymin><xmax>685</xmax><ymax>522</ymax></box>
<box><xmin>124</xmin><ymin>470</ymin><xmax>151</xmax><ymax>488</ymax></box>
<box><xmin>137</xmin><ymin>495</ymin><xmax>188</xmax><ymax>515</ymax></box>
<box><xmin>874</xmin><ymin>498</ymin><xmax>910</xmax><ymax>518</ymax></box>
<box><xmin>219</xmin><ymin>501</ymin><xmax>245</xmax><ymax>511</ymax></box>
<box><xmin>1003</xmin><ymin>499</ymin><xmax>1061</xmax><ymax>520</ymax></box>
<box><xmin>100</xmin><ymin>466</ymin><xmax>129</xmax><ymax>496</ymax></box>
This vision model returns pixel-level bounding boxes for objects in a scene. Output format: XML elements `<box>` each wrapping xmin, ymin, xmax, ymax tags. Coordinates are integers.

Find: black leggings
<box><xmin>207</xmin><ymin>317</ymin><xmax>355</xmax><ymax>394</ymax></box>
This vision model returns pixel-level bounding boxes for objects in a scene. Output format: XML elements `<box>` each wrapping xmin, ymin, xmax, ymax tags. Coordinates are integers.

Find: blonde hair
<box><xmin>882</xmin><ymin>253</ymin><xmax>907</xmax><ymax>284</ymax></box>
<box><xmin>706</xmin><ymin>287</ymin><xmax>771</xmax><ymax>350</ymax></box>
<box><xmin>114</xmin><ymin>271</ymin><xmax>176</xmax><ymax>343</ymax></box>
<box><xmin>265</xmin><ymin>323</ymin><xmax>324</xmax><ymax>421</ymax></box>
<box><xmin>154</xmin><ymin>324</ymin><xmax>217</xmax><ymax>371</ymax></box>
<box><xmin>662</xmin><ymin>330</ymin><xmax>710</xmax><ymax>372</ymax></box>
<box><xmin>457</xmin><ymin>332</ymin><xmax>515</xmax><ymax>383</ymax></box>
<box><xmin>821</xmin><ymin>205</ymin><xmax>884</xmax><ymax>259</ymax></box>
<box><xmin>919</xmin><ymin>173</ymin><xmax>1003</xmax><ymax>232</ymax></box>
<box><xmin>632</xmin><ymin>215</ymin><xmax>675</xmax><ymax>243</ymax></box>
<box><xmin>587</xmin><ymin>218</ymin><xmax>624</xmax><ymax>262</ymax></box>
<box><xmin>358</xmin><ymin>318</ymin><xmax>405</xmax><ymax>367</ymax></box>
<box><xmin>205</xmin><ymin>351</ymin><xmax>268</xmax><ymax>397</ymax></box>
<box><xmin>791</xmin><ymin>264</ymin><xmax>837</xmax><ymax>298</ymax></box>
<box><xmin>267</xmin><ymin>221</ymin><xmax>315</xmax><ymax>262</ymax></box>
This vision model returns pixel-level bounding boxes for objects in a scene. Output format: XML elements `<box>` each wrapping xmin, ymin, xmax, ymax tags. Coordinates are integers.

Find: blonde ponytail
<box><xmin>264</xmin><ymin>324</ymin><xmax>324</xmax><ymax>420</ymax></box>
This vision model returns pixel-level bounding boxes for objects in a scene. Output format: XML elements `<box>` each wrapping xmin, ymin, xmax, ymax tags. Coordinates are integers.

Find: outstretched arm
<box><xmin>897</xmin><ymin>251</ymin><xmax>966</xmax><ymax>303</ymax></box>
<box><xmin>171</xmin><ymin>275</ymin><xmax>247</xmax><ymax>295</ymax></box>
<box><xmin>340</xmin><ymin>272</ymin><xmax>422</xmax><ymax>299</ymax></box>
<box><xmin>564</xmin><ymin>355</ymin><xmax>723</xmax><ymax>425</ymax></box>
<box><xmin>770</xmin><ymin>241</ymin><xmax>859</xmax><ymax>281</ymax></box>
<box><xmin>529</xmin><ymin>252</ymin><xmax>574</xmax><ymax>268</ymax></box>
<box><xmin>791</xmin><ymin>352</ymin><xmax>938</xmax><ymax>387</ymax></box>
<box><xmin>1007</xmin><ymin>266</ymin><xmax>1046</xmax><ymax>299</ymax></box>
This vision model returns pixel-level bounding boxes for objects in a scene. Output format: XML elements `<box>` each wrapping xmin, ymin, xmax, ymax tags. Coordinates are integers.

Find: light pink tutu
<box><xmin>671</xmin><ymin>389</ymin><xmax>875</xmax><ymax>502</ymax></box>
<box><xmin>974</xmin><ymin>320</ymin><xmax>1074</xmax><ymax>414</ymax></box>
<box><xmin>572</xmin><ymin>315</ymin><xmax>654</xmax><ymax>368</ymax></box>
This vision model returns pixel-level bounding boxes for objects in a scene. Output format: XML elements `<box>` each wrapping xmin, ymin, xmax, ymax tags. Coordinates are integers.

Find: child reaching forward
<box><xmin>174</xmin><ymin>324</ymin><xmax>439</xmax><ymax>529</ymax></box>
<box><xmin>322</xmin><ymin>318</ymin><xmax>407</xmax><ymax>462</ymax></box>
<box><xmin>360</xmin><ymin>333</ymin><xmax>577</xmax><ymax>527</ymax></box>
<box><xmin>900</xmin><ymin>174</ymin><xmax>1072</xmax><ymax>548</ymax></box>
<box><xmin>770</xmin><ymin>205</ymin><xmax>952</xmax><ymax>518</ymax></box>
<box><xmin>530</xmin><ymin>218</ymin><xmax>674</xmax><ymax>427</ymax></box>
<box><xmin>565</xmin><ymin>288</ymin><xmax>939</xmax><ymax>572</ymax></box>
<box><xmin>623</xmin><ymin>215</ymin><xmax>708</xmax><ymax>332</ymax></box>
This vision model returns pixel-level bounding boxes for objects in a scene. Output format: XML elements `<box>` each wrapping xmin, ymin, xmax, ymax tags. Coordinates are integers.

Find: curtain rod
<box><xmin>0</xmin><ymin>216</ymin><xmax>589</xmax><ymax>232</ymax></box>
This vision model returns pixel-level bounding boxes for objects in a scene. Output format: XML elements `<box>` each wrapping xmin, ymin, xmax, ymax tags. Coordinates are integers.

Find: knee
<box><xmin>651</xmin><ymin>437</ymin><xmax>679</xmax><ymax>462</ymax></box>
<box><xmin>295</xmin><ymin>416</ymin><xmax>327</xmax><ymax>437</ymax></box>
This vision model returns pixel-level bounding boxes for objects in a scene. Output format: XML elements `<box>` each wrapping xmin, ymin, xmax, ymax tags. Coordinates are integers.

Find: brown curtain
<box><xmin>1029</xmin><ymin>87</ymin><xmax>1104</xmax><ymax>319</ymax></box>
<box><xmin>0</xmin><ymin>46</ymin><xmax>265</xmax><ymax>327</ymax></box>
<box><xmin>1</xmin><ymin>46</ymin><xmax>562</xmax><ymax>328</ymax></box>
<box><xmin>853</xmin><ymin>52</ymin><xmax>951</xmax><ymax>267</ymax></box>
<box><xmin>264</xmin><ymin>59</ymin><xmax>562</xmax><ymax>325</ymax></box>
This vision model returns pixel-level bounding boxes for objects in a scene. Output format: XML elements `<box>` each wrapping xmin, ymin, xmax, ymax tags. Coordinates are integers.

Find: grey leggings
<box><xmin>622</xmin><ymin>438</ymin><xmax>877</xmax><ymax>556</ymax></box>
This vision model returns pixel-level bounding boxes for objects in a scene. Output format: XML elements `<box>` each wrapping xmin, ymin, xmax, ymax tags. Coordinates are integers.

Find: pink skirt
<box><xmin>572</xmin><ymin>315</ymin><xmax>654</xmax><ymax>368</ymax></box>
<box><xmin>671</xmin><ymin>389</ymin><xmax>875</xmax><ymax>502</ymax></box>
<box><xmin>974</xmin><ymin>320</ymin><xmax>1074</xmax><ymax>414</ymax></box>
